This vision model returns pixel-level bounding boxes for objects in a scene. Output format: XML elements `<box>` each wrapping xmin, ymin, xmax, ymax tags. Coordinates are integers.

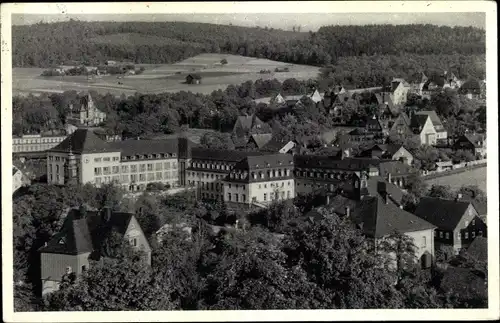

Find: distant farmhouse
<box><xmin>186</xmin><ymin>74</ymin><xmax>202</xmax><ymax>85</ymax></box>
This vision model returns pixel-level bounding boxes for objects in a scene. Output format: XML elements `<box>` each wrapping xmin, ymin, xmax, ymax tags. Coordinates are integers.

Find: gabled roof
<box><xmin>415</xmin><ymin>110</ymin><xmax>445</xmax><ymax>131</ymax></box>
<box><xmin>359</xmin><ymin>144</ymin><xmax>407</xmax><ymax>158</ymax></box>
<box><xmin>39</xmin><ymin>207</ymin><xmax>147</xmax><ymax>256</ymax></box>
<box><xmin>414</xmin><ymin>197</ymin><xmax>473</xmax><ymax>231</ymax></box>
<box><xmin>466</xmin><ymin>236</ymin><xmax>488</xmax><ymax>262</ymax></box>
<box><xmin>233</xmin><ymin>114</ymin><xmax>266</xmax><ymax>137</ymax></box>
<box><xmin>308</xmin><ymin>89</ymin><xmax>323</xmax><ymax>103</ymax></box>
<box><xmin>248</xmin><ymin>133</ymin><xmax>273</xmax><ymax>149</ymax></box>
<box><xmin>410</xmin><ymin>114</ymin><xmax>430</xmax><ymax>132</ymax></box>
<box><xmin>49</xmin><ymin>128</ymin><xmax>114</xmax><ymax>154</ymax></box>
<box><xmin>353</xmin><ymin>194</ymin><xmax>435</xmax><ymax>238</ymax></box>
<box><xmin>461</xmin><ymin>133</ymin><xmax>486</xmax><ymax>148</ymax></box>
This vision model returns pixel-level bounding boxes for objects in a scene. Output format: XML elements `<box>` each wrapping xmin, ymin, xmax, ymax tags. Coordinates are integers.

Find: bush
<box><xmin>146</xmin><ymin>182</ymin><xmax>166</xmax><ymax>192</ymax></box>
<box><xmin>220</xmin><ymin>58</ymin><xmax>228</xmax><ymax>65</ymax></box>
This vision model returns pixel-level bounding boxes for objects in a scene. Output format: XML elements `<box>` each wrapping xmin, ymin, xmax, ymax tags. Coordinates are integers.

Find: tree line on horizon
<box><xmin>12</xmin><ymin>20</ymin><xmax>485</xmax><ymax>67</ymax></box>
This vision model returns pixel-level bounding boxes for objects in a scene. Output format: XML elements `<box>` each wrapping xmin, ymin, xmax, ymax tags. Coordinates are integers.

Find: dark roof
<box><xmin>459</xmin><ymin>79</ymin><xmax>482</xmax><ymax>94</ymax></box>
<box><xmin>261</xmin><ymin>137</ymin><xmax>291</xmax><ymax>152</ymax></box>
<box><xmin>191</xmin><ymin>147</ymin><xmax>264</xmax><ymax>162</ymax></box>
<box><xmin>108</xmin><ymin>138</ymin><xmax>180</xmax><ymax>157</ymax></box>
<box><xmin>359</xmin><ymin>144</ymin><xmax>406</xmax><ymax>157</ymax></box>
<box><xmin>294</xmin><ymin>155</ymin><xmax>379</xmax><ymax>171</ymax></box>
<box><xmin>187</xmin><ymin>73</ymin><xmax>201</xmax><ymax>79</ymax></box>
<box><xmin>466</xmin><ymin>236</ymin><xmax>488</xmax><ymax>262</ymax></box>
<box><xmin>377</xmin><ymin>160</ymin><xmax>418</xmax><ymax>178</ymax></box>
<box><xmin>232</xmin><ymin>153</ymin><xmax>294</xmax><ymax>172</ymax></box>
<box><xmin>49</xmin><ymin>128</ymin><xmax>113</xmax><ymax>154</ymax></box>
<box><xmin>39</xmin><ymin>207</ymin><xmax>146</xmax><ymax>255</ymax></box>
<box><xmin>463</xmin><ymin>133</ymin><xmax>486</xmax><ymax>148</ymax></box>
<box><xmin>249</xmin><ymin>133</ymin><xmax>273</xmax><ymax>149</ymax></box>
<box><xmin>353</xmin><ymin>195</ymin><xmax>435</xmax><ymax>238</ymax></box>
<box><xmin>415</xmin><ymin>110</ymin><xmax>445</xmax><ymax>131</ymax></box>
<box><xmin>410</xmin><ymin>114</ymin><xmax>429</xmax><ymax>131</ymax></box>
<box><xmin>414</xmin><ymin>197</ymin><xmax>472</xmax><ymax>231</ymax></box>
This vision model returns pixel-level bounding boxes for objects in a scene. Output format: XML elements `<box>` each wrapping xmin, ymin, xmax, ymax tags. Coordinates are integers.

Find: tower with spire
<box><xmin>64</xmin><ymin>140</ymin><xmax>78</xmax><ymax>185</ymax></box>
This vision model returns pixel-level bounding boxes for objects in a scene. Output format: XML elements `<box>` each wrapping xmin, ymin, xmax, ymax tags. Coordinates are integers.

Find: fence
<box><xmin>422</xmin><ymin>159</ymin><xmax>487</xmax><ymax>180</ymax></box>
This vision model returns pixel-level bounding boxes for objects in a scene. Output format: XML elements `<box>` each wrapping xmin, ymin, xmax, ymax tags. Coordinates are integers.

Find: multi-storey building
<box><xmin>47</xmin><ymin>128</ymin><xmax>191</xmax><ymax>190</ymax></box>
<box><xmin>13</xmin><ymin>134</ymin><xmax>67</xmax><ymax>153</ymax></box>
<box><xmin>67</xmin><ymin>93</ymin><xmax>107</xmax><ymax>127</ymax></box>
<box><xmin>224</xmin><ymin>154</ymin><xmax>295</xmax><ymax>206</ymax></box>
<box><xmin>186</xmin><ymin>148</ymin><xmax>265</xmax><ymax>201</ymax></box>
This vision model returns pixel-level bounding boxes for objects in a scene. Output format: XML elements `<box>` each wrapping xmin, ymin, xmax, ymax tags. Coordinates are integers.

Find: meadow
<box><xmin>12</xmin><ymin>53</ymin><xmax>320</xmax><ymax>97</ymax></box>
<box><xmin>424</xmin><ymin>166</ymin><xmax>487</xmax><ymax>192</ymax></box>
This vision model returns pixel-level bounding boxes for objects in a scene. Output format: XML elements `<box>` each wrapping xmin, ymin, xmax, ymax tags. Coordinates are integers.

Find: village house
<box><xmin>414</xmin><ymin>110</ymin><xmax>448</xmax><ymax>143</ymax></box>
<box><xmin>386</xmin><ymin>78</ymin><xmax>411</xmax><ymax>106</ymax></box>
<box><xmin>66</xmin><ymin>93</ymin><xmax>107</xmax><ymax>127</ymax></box>
<box><xmin>414</xmin><ymin>195</ymin><xmax>487</xmax><ymax>255</ymax></box>
<box><xmin>458</xmin><ymin>78</ymin><xmax>483</xmax><ymax>100</ymax></box>
<box><xmin>357</xmin><ymin>144</ymin><xmax>414</xmax><ymax>165</ymax></box>
<box><xmin>421</xmin><ymin>71</ymin><xmax>462</xmax><ymax>98</ymax></box>
<box><xmin>410</xmin><ymin>114</ymin><xmax>437</xmax><ymax>146</ymax></box>
<box><xmin>185</xmin><ymin>74</ymin><xmax>202</xmax><ymax>84</ymax></box>
<box><xmin>232</xmin><ymin>114</ymin><xmax>270</xmax><ymax>141</ymax></box>
<box><xmin>223</xmin><ymin>153</ymin><xmax>295</xmax><ymax>207</ymax></box>
<box><xmin>388</xmin><ymin>112</ymin><xmax>414</xmax><ymax>138</ymax></box>
<box><xmin>12</xmin><ymin>166</ymin><xmax>28</xmax><ymax>193</ymax></box>
<box><xmin>453</xmin><ymin>133</ymin><xmax>486</xmax><ymax>159</ymax></box>
<box><xmin>39</xmin><ymin>205</ymin><xmax>151</xmax><ymax>295</ymax></box>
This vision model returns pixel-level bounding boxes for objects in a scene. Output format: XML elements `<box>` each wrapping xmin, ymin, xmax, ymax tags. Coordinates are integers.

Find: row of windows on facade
<box><xmin>93</xmin><ymin>162</ymin><xmax>177</xmax><ymax>175</ymax></box>
<box><xmin>95</xmin><ymin>172</ymin><xmax>178</xmax><ymax>184</ymax></box>
<box><xmin>13</xmin><ymin>137</ymin><xmax>65</xmax><ymax>145</ymax></box>
<box><xmin>187</xmin><ymin>172</ymin><xmax>225</xmax><ymax>180</ymax></box>
<box><xmin>227</xmin><ymin>191</ymin><xmax>292</xmax><ymax>202</ymax></box>
<box><xmin>294</xmin><ymin>170</ymin><xmax>354</xmax><ymax>180</ymax></box>
<box><xmin>230</xmin><ymin>169</ymin><xmax>291</xmax><ymax>180</ymax></box>
<box><xmin>435</xmin><ymin>229</ymin><xmax>482</xmax><ymax>240</ymax></box>
<box><xmin>100</xmin><ymin>153</ymin><xmax>177</xmax><ymax>162</ymax></box>
<box><xmin>13</xmin><ymin>144</ymin><xmax>60</xmax><ymax>152</ymax></box>
<box><xmin>190</xmin><ymin>161</ymin><xmax>234</xmax><ymax>171</ymax></box>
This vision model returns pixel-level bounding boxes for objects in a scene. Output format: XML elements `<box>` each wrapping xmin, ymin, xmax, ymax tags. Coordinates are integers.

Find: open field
<box><xmin>424</xmin><ymin>166</ymin><xmax>487</xmax><ymax>192</ymax></box>
<box><xmin>13</xmin><ymin>53</ymin><xmax>320</xmax><ymax>97</ymax></box>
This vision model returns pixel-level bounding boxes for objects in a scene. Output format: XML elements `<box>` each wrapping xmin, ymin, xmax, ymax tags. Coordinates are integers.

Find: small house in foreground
<box><xmin>186</xmin><ymin>74</ymin><xmax>202</xmax><ymax>85</ymax></box>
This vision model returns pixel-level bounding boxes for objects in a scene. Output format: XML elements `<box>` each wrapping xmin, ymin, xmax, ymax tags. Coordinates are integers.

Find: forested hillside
<box><xmin>12</xmin><ymin>21</ymin><xmax>485</xmax><ymax>67</ymax></box>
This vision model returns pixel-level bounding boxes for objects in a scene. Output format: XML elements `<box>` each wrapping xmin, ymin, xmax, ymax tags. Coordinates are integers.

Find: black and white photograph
<box><xmin>2</xmin><ymin>1</ymin><xmax>498</xmax><ymax>322</ymax></box>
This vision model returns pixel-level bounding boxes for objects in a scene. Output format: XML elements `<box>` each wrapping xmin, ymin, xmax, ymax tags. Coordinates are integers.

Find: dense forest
<box><xmin>13</xmin><ymin>182</ymin><xmax>487</xmax><ymax>311</ymax></box>
<box><xmin>12</xmin><ymin>21</ymin><xmax>485</xmax><ymax>67</ymax></box>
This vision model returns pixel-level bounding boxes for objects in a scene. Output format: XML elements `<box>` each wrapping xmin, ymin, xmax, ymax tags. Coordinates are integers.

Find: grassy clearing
<box><xmin>13</xmin><ymin>53</ymin><xmax>320</xmax><ymax>97</ymax></box>
<box><xmin>424</xmin><ymin>166</ymin><xmax>487</xmax><ymax>192</ymax></box>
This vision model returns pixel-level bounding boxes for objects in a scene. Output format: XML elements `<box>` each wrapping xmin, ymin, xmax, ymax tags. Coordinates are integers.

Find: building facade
<box><xmin>67</xmin><ymin>94</ymin><xmax>107</xmax><ymax>127</ymax></box>
<box><xmin>13</xmin><ymin>134</ymin><xmax>67</xmax><ymax>153</ymax></box>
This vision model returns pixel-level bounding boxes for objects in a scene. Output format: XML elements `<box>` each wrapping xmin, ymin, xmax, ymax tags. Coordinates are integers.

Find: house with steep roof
<box><xmin>453</xmin><ymin>133</ymin><xmax>486</xmax><ymax>158</ymax></box>
<box><xmin>414</xmin><ymin>110</ymin><xmax>448</xmax><ymax>143</ymax></box>
<box><xmin>39</xmin><ymin>205</ymin><xmax>151</xmax><ymax>295</ymax></box>
<box><xmin>410</xmin><ymin>113</ymin><xmax>437</xmax><ymax>146</ymax></box>
<box><xmin>66</xmin><ymin>93</ymin><xmax>106</xmax><ymax>127</ymax></box>
<box><xmin>389</xmin><ymin>112</ymin><xmax>414</xmax><ymax>138</ymax></box>
<box><xmin>388</xmin><ymin>78</ymin><xmax>411</xmax><ymax>105</ymax></box>
<box><xmin>459</xmin><ymin>78</ymin><xmax>483</xmax><ymax>99</ymax></box>
<box><xmin>223</xmin><ymin>153</ymin><xmax>295</xmax><ymax>206</ymax></box>
<box><xmin>232</xmin><ymin>114</ymin><xmax>270</xmax><ymax>140</ymax></box>
<box><xmin>358</xmin><ymin>144</ymin><xmax>414</xmax><ymax>165</ymax></box>
<box><xmin>247</xmin><ymin>133</ymin><xmax>273</xmax><ymax>150</ymax></box>
<box><xmin>414</xmin><ymin>196</ymin><xmax>487</xmax><ymax>254</ymax></box>
<box><xmin>185</xmin><ymin>74</ymin><xmax>202</xmax><ymax>84</ymax></box>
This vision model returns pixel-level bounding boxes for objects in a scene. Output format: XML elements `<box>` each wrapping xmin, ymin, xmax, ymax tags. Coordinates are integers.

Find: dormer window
<box><xmin>140</xmin><ymin>155</ymin><xmax>145</xmax><ymax>160</ymax></box>
<box><xmin>130</xmin><ymin>156</ymin><xmax>136</xmax><ymax>160</ymax></box>
<box><xmin>148</xmin><ymin>154</ymin><xmax>153</xmax><ymax>159</ymax></box>
<box><xmin>252</xmin><ymin>172</ymin><xmax>257</xmax><ymax>179</ymax></box>
<box><xmin>58</xmin><ymin>238</ymin><xmax>65</xmax><ymax>245</ymax></box>
<box><xmin>156</xmin><ymin>154</ymin><xmax>161</xmax><ymax>158</ymax></box>
<box><xmin>172</xmin><ymin>153</ymin><xmax>177</xmax><ymax>157</ymax></box>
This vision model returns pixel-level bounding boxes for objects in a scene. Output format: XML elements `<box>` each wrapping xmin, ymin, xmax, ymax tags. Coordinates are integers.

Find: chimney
<box><xmin>388</xmin><ymin>173</ymin><xmax>392</xmax><ymax>183</ymax></box>
<box><xmin>345</xmin><ymin>206</ymin><xmax>350</xmax><ymax>217</ymax></box>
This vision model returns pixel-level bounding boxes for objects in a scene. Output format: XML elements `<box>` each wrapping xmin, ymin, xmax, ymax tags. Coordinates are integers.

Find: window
<box><xmin>472</xmin><ymin>219</ymin><xmax>476</xmax><ymax>226</ymax></box>
<box><xmin>164</xmin><ymin>172</ymin><xmax>171</xmax><ymax>179</ymax></box>
<box><xmin>457</xmin><ymin>232</ymin><xmax>461</xmax><ymax>240</ymax></box>
<box><xmin>156</xmin><ymin>163</ymin><xmax>163</xmax><ymax>171</ymax></box>
<box><xmin>439</xmin><ymin>231</ymin><xmax>443</xmax><ymax>238</ymax></box>
<box><xmin>479</xmin><ymin>230</ymin><xmax>483</xmax><ymax>236</ymax></box>
<box><xmin>95</xmin><ymin>177</ymin><xmax>102</xmax><ymax>184</ymax></box>
<box><xmin>228</xmin><ymin>193</ymin><xmax>232</xmax><ymax>201</ymax></box>
<box><xmin>472</xmin><ymin>231</ymin><xmax>476</xmax><ymax>238</ymax></box>
<box><xmin>140</xmin><ymin>164</ymin><xmax>146</xmax><ymax>172</ymax></box>
<box><xmin>112</xmin><ymin>175</ymin><xmax>120</xmax><ymax>183</ymax></box>
<box><xmin>242</xmin><ymin>194</ymin><xmax>246</xmax><ymax>202</ymax></box>
<box><xmin>81</xmin><ymin>265</ymin><xmax>86</xmax><ymax>272</ymax></box>
<box><xmin>112</xmin><ymin>166</ymin><xmax>119</xmax><ymax>174</ymax></box>
<box><xmin>94</xmin><ymin>157</ymin><xmax>102</xmax><ymax>163</ymax></box>
<box><xmin>56</xmin><ymin>165</ymin><xmax>60</xmax><ymax>173</ymax></box>
<box><xmin>139</xmin><ymin>174</ymin><xmax>146</xmax><ymax>181</ymax></box>
<box><xmin>465</xmin><ymin>232</ymin><xmax>469</xmax><ymax>239</ymax></box>
<box><xmin>445</xmin><ymin>232</ymin><xmax>449</xmax><ymax>239</ymax></box>
<box><xmin>121</xmin><ymin>165</ymin><xmax>129</xmax><ymax>173</ymax></box>
<box><xmin>121</xmin><ymin>175</ymin><xmax>129</xmax><ymax>183</ymax></box>
<box><xmin>164</xmin><ymin>162</ymin><xmax>171</xmax><ymax>169</ymax></box>
<box><xmin>147</xmin><ymin>173</ymin><xmax>155</xmax><ymax>181</ymax></box>
<box><xmin>235</xmin><ymin>194</ymin><xmax>239</xmax><ymax>202</ymax></box>
<box><xmin>287</xmin><ymin>191</ymin><xmax>291</xmax><ymax>198</ymax></box>
<box><xmin>103</xmin><ymin>157</ymin><xmax>110</xmax><ymax>162</ymax></box>
<box><xmin>252</xmin><ymin>197</ymin><xmax>257</xmax><ymax>202</ymax></box>
<box><xmin>156</xmin><ymin>172</ymin><xmax>162</xmax><ymax>180</ymax></box>
<box><xmin>113</xmin><ymin>157</ymin><xmax>119</xmax><ymax>161</ymax></box>
<box><xmin>131</xmin><ymin>165</ymin><xmax>138</xmax><ymax>172</ymax></box>
<box><xmin>103</xmin><ymin>167</ymin><xmax>110</xmax><ymax>175</ymax></box>
<box><xmin>147</xmin><ymin>164</ymin><xmax>153</xmax><ymax>171</ymax></box>
<box><xmin>130</xmin><ymin>238</ymin><xmax>137</xmax><ymax>247</ymax></box>
<box><xmin>130</xmin><ymin>174</ymin><xmax>137</xmax><ymax>182</ymax></box>
<box><xmin>94</xmin><ymin>167</ymin><xmax>102</xmax><ymax>175</ymax></box>
<box><xmin>172</xmin><ymin>162</ymin><xmax>177</xmax><ymax>169</ymax></box>
<box><xmin>263</xmin><ymin>193</ymin><xmax>267</xmax><ymax>201</ymax></box>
